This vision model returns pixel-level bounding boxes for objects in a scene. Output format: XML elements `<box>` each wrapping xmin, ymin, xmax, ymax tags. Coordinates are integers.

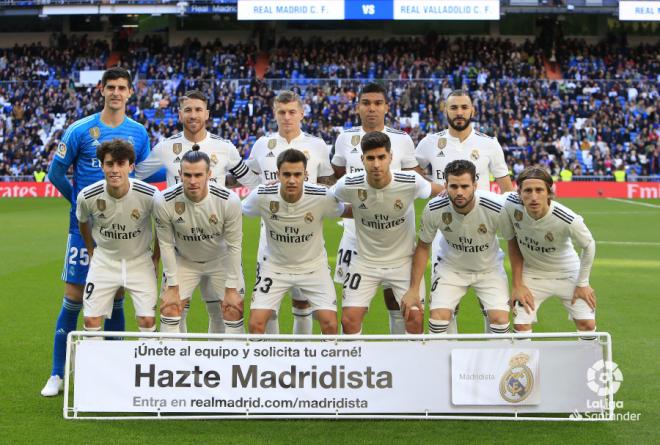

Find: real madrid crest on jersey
<box><xmin>96</xmin><ymin>199</ymin><xmax>106</xmax><ymax>211</ymax></box>
<box><xmin>394</xmin><ymin>199</ymin><xmax>403</xmax><ymax>210</ymax></box>
<box><xmin>175</xmin><ymin>202</ymin><xmax>185</xmax><ymax>215</ymax></box>
<box><xmin>270</xmin><ymin>201</ymin><xmax>279</xmax><ymax>214</ymax></box>
<box><xmin>514</xmin><ymin>209</ymin><xmax>523</xmax><ymax>221</ymax></box>
<box><xmin>131</xmin><ymin>209</ymin><xmax>141</xmax><ymax>221</ymax></box>
<box><xmin>304</xmin><ymin>212</ymin><xmax>314</xmax><ymax>223</ymax></box>
<box><xmin>351</xmin><ymin>135</ymin><xmax>361</xmax><ymax>146</ymax></box>
<box><xmin>442</xmin><ymin>212</ymin><xmax>452</xmax><ymax>231</ymax></box>
<box><xmin>358</xmin><ymin>189</ymin><xmax>368</xmax><ymax>201</ymax></box>
<box><xmin>303</xmin><ymin>150</ymin><xmax>310</xmax><ymax>160</ymax></box>
<box><xmin>471</xmin><ymin>149</ymin><xmax>480</xmax><ymax>161</ymax></box>
<box><xmin>442</xmin><ymin>212</ymin><xmax>452</xmax><ymax>225</ymax></box>
<box><xmin>545</xmin><ymin>232</ymin><xmax>554</xmax><ymax>242</ymax></box>
<box><xmin>89</xmin><ymin>127</ymin><xmax>100</xmax><ymax>140</ymax></box>
<box><xmin>210</xmin><ymin>154</ymin><xmax>218</xmax><ymax>166</ymax></box>
<box><xmin>478</xmin><ymin>223</ymin><xmax>487</xmax><ymax>234</ymax></box>
<box><xmin>437</xmin><ymin>138</ymin><xmax>447</xmax><ymax>150</ymax></box>
<box><xmin>209</xmin><ymin>214</ymin><xmax>218</xmax><ymax>225</ymax></box>
<box><xmin>499</xmin><ymin>353</ymin><xmax>534</xmax><ymax>403</ymax></box>
<box><xmin>268</xmin><ymin>139</ymin><xmax>277</xmax><ymax>150</ymax></box>
<box><xmin>173</xmin><ymin>143</ymin><xmax>182</xmax><ymax>155</ymax></box>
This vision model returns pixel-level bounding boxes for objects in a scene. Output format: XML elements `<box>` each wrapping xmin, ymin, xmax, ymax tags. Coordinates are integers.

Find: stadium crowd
<box><xmin>0</xmin><ymin>34</ymin><xmax>658</xmax><ymax>179</ymax></box>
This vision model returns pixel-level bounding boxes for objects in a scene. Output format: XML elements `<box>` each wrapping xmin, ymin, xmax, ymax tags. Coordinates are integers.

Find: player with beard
<box><xmin>415</xmin><ymin>90</ymin><xmax>513</xmax><ymax>334</ymax></box>
<box><xmin>401</xmin><ymin>160</ymin><xmax>511</xmax><ymax>336</ymax></box>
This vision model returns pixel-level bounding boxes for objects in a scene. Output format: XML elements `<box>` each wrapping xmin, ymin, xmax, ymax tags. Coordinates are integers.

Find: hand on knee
<box><xmin>161</xmin><ymin>304</ymin><xmax>182</xmax><ymax>318</ymax></box>
<box><xmin>223</xmin><ymin>306</ymin><xmax>243</xmax><ymax>322</ymax></box>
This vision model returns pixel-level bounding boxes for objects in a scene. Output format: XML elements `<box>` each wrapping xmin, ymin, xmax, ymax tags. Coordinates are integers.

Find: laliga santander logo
<box><xmin>587</xmin><ymin>360</ymin><xmax>623</xmax><ymax>397</ymax></box>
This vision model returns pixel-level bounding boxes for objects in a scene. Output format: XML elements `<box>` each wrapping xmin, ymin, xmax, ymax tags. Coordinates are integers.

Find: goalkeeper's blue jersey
<box><xmin>50</xmin><ymin>112</ymin><xmax>150</xmax><ymax>226</ymax></box>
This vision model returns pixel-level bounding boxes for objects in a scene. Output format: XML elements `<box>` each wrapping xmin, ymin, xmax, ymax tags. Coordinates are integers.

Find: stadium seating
<box><xmin>0</xmin><ymin>35</ymin><xmax>658</xmax><ymax>179</ymax></box>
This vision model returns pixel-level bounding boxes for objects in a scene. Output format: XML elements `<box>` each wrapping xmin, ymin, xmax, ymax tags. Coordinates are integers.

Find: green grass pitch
<box><xmin>1</xmin><ymin>197</ymin><xmax>658</xmax><ymax>444</ymax></box>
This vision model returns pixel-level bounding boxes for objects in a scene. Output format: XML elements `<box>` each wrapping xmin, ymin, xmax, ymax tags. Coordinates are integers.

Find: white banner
<box><xmin>393</xmin><ymin>0</ymin><xmax>500</xmax><ymax>20</ymax></box>
<box><xmin>74</xmin><ymin>341</ymin><xmax>446</xmax><ymax>413</ymax></box>
<box><xmin>71</xmin><ymin>338</ymin><xmax>605</xmax><ymax>415</ymax></box>
<box><xmin>619</xmin><ymin>1</ymin><xmax>660</xmax><ymax>21</ymax></box>
<box><xmin>451</xmin><ymin>349</ymin><xmax>540</xmax><ymax>405</ymax></box>
<box><xmin>237</xmin><ymin>0</ymin><xmax>345</xmax><ymax>21</ymax></box>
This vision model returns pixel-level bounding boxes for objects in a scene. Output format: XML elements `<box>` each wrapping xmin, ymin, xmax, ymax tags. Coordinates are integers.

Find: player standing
<box><xmin>331</xmin><ymin>83</ymin><xmax>421</xmax><ymax>334</ymax></box>
<box><xmin>75</xmin><ymin>140</ymin><xmax>159</xmax><ymax>336</ymax></box>
<box><xmin>402</xmin><ymin>160</ymin><xmax>511</xmax><ymax>336</ymax></box>
<box><xmin>136</xmin><ymin>90</ymin><xmax>258</xmax><ymax>334</ymax></box>
<box><xmin>42</xmin><ymin>67</ymin><xmax>150</xmax><ymax>396</ymax></box>
<box><xmin>502</xmin><ymin>167</ymin><xmax>597</xmax><ymax>338</ymax></box>
<box><xmin>246</xmin><ymin>90</ymin><xmax>335</xmax><ymax>335</ymax></box>
<box><xmin>154</xmin><ymin>150</ymin><xmax>244</xmax><ymax>335</ymax></box>
<box><xmin>332</xmin><ymin>132</ymin><xmax>441</xmax><ymax>335</ymax></box>
<box><xmin>243</xmin><ymin>149</ymin><xmax>346</xmax><ymax>335</ymax></box>
<box><xmin>415</xmin><ymin>90</ymin><xmax>514</xmax><ymax>333</ymax></box>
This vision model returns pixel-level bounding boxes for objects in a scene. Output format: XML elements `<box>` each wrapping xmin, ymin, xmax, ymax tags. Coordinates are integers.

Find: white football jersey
<box><xmin>332</xmin><ymin>126</ymin><xmax>418</xmax><ymax>238</ymax></box>
<box><xmin>242</xmin><ymin>183</ymin><xmax>344</xmax><ymax>273</ymax></box>
<box><xmin>76</xmin><ymin>179</ymin><xmax>158</xmax><ymax>261</ymax></box>
<box><xmin>419</xmin><ymin>190</ymin><xmax>508</xmax><ymax>272</ymax></box>
<box><xmin>153</xmin><ymin>183</ymin><xmax>243</xmax><ymax>288</ymax></box>
<box><xmin>501</xmin><ymin>193</ymin><xmax>594</xmax><ymax>279</ymax></box>
<box><xmin>332</xmin><ymin>171</ymin><xmax>431</xmax><ymax>268</ymax></box>
<box><xmin>245</xmin><ymin>131</ymin><xmax>333</xmax><ymax>183</ymax></box>
<box><xmin>136</xmin><ymin>131</ymin><xmax>259</xmax><ymax>189</ymax></box>
<box><xmin>415</xmin><ymin>128</ymin><xmax>509</xmax><ymax>190</ymax></box>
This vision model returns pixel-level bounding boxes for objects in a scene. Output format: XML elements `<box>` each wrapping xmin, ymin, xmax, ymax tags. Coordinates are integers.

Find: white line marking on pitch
<box><xmin>597</xmin><ymin>241</ymin><xmax>660</xmax><ymax>246</ymax></box>
<box><xmin>607</xmin><ymin>198</ymin><xmax>660</xmax><ymax>209</ymax></box>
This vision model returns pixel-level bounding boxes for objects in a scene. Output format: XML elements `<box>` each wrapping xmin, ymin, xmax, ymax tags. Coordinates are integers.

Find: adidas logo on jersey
<box><xmin>98</xmin><ymin>213</ymin><xmax>106</xmax><ymax>219</ymax></box>
<box><xmin>350</xmin><ymin>148</ymin><xmax>359</xmax><ymax>153</ymax></box>
<box><xmin>176</xmin><ymin>217</ymin><xmax>185</xmax><ymax>223</ymax></box>
<box><xmin>174</xmin><ymin>157</ymin><xmax>181</xmax><ymax>163</ymax></box>
<box><xmin>359</xmin><ymin>203</ymin><xmax>368</xmax><ymax>209</ymax></box>
<box><xmin>266</xmin><ymin>152</ymin><xmax>275</xmax><ymax>157</ymax></box>
<box><xmin>270</xmin><ymin>214</ymin><xmax>279</xmax><ymax>220</ymax></box>
<box><xmin>436</xmin><ymin>151</ymin><xmax>445</xmax><ymax>157</ymax></box>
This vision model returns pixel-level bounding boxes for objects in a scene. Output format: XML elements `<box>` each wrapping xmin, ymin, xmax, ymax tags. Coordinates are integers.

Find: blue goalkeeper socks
<box><xmin>51</xmin><ymin>297</ymin><xmax>82</xmax><ymax>377</ymax></box>
<box><xmin>104</xmin><ymin>297</ymin><xmax>125</xmax><ymax>339</ymax></box>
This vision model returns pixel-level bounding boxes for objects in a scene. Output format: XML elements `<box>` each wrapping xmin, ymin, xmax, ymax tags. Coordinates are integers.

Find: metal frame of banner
<box><xmin>63</xmin><ymin>331</ymin><xmax>614</xmax><ymax>421</ymax></box>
